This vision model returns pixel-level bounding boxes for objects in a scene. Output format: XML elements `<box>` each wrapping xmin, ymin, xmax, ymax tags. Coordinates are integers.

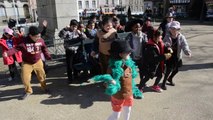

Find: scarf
<box><xmin>92</xmin><ymin>58</ymin><xmax>143</xmax><ymax>99</ymax></box>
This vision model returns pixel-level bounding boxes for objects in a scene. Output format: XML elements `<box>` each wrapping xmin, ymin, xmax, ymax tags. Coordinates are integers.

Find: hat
<box><xmin>125</xmin><ymin>19</ymin><xmax>143</xmax><ymax>32</ymax></box>
<box><xmin>3</xmin><ymin>27</ymin><xmax>13</xmax><ymax>35</ymax></box>
<box><xmin>169</xmin><ymin>21</ymin><xmax>181</xmax><ymax>29</ymax></box>
<box><xmin>165</xmin><ymin>12</ymin><xmax>174</xmax><ymax>18</ymax></box>
<box><xmin>109</xmin><ymin>40</ymin><xmax>132</xmax><ymax>58</ymax></box>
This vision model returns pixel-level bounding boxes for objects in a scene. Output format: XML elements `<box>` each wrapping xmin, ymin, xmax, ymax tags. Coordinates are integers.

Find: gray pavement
<box><xmin>0</xmin><ymin>22</ymin><xmax>213</xmax><ymax>120</ymax></box>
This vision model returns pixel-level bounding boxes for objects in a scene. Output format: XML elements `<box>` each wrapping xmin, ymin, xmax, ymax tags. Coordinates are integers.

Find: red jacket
<box><xmin>0</xmin><ymin>35</ymin><xmax>22</xmax><ymax>65</ymax></box>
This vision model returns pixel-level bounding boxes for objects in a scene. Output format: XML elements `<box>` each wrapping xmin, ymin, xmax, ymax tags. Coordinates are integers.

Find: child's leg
<box><xmin>33</xmin><ymin>59</ymin><xmax>47</xmax><ymax>90</ymax></box>
<box><xmin>107</xmin><ymin>111</ymin><xmax>121</xmax><ymax>120</ymax></box>
<box><xmin>8</xmin><ymin>62</ymin><xmax>17</xmax><ymax>80</ymax></box>
<box><xmin>168</xmin><ymin>64</ymin><xmax>179</xmax><ymax>85</ymax></box>
<box><xmin>123</xmin><ymin>106</ymin><xmax>132</xmax><ymax>120</ymax></box>
<box><xmin>162</xmin><ymin>62</ymin><xmax>173</xmax><ymax>88</ymax></box>
<box><xmin>153</xmin><ymin>72</ymin><xmax>163</xmax><ymax>86</ymax></box>
<box><xmin>65</xmin><ymin>49</ymin><xmax>74</xmax><ymax>82</ymax></box>
<box><xmin>138</xmin><ymin>75</ymin><xmax>150</xmax><ymax>89</ymax></box>
<box><xmin>21</xmin><ymin>62</ymin><xmax>34</xmax><ymax>93</ymax></box>
<box><xmin>107</xmin><ymin>96</ymin><xmax>125</xmax><ymax>120</ymax></box>
<box><xmin>99</xmin><ymin>53</ymin><xmax>110</xmax><ymax>74</ymax></box>
<box><xmin>135</xmin><ymin>60</ymin><xmax>145</xmax><ymax>82</ymax></box>
<box><xmin>122</xmin><ymin>96</ymin><xmax>133</xmax><ymax>120</ymax></box>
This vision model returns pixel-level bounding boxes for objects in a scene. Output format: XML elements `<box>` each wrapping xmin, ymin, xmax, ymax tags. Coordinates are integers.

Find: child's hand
<box><xmin>3</xmin><ymin>52</ymin><xmax>8</xmax><ymax>58</ymax></box>
<box><xmin>186</xmin><ymin>52</ymin><xmax>192</xmax><ymax>57</ymax></box>
<box><xmin>90</xmin><ymin>51</ymin><xmax>97</xmax><ymax>58</ymax></box>
<box><xmin>164</xmin><ymin>53</ymin><xmax>172</xmax><ymax>60</ymax></box>
<box><xmin>168</xmin><ymin>47</ymin><xmax>173</xmax><ymax>53</ymax></box>
<box><xmin>42</xmin><ymin>20</ymin><xmax>48</xmax><ymax>27</ymax></box>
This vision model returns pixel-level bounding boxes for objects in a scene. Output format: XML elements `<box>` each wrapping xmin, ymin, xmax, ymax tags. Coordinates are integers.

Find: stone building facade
<box><xmin>77</xmin><ymin>0</ymin><xmax>98</xmax><ymax>17</ymax></box>
<box><xmin>129</xmin><ymin>0</ymin><xmax>144</xmax><ymax>15</ymax></box>
<box><xmin>0</xmin><ymin>0</ymin><xmax>36</xmax><ymax>24</ymax></box>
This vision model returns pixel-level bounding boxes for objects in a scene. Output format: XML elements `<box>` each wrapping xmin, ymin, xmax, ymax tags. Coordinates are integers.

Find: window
<box><xmin>0</xmin><ymin>5</ymin><xmax>6</xmax><ymax>17</ymax></box>
<box><xmin>112</xmin><ymin>0</ymin><xmax>115</xmax><ymax>7</ymax></box>
<box><xmin>92</xmin><ymin>0</ymin><xmax>96</xmax><ymax>8</ymax></box>
<box><xmin>78</xmin><ymin>1</ymin><xmax>82</xmax><ymax>9</ymax></box>
<box><xmin>106</xmin><ymin>0</ymin><xmax>109</xmax><ymax>5</ymax></box>
<box><xmin>105</xmin><ymin>8</ymin><xmax>109</xmax><ymax>13</ymax></box>
<box><xmin>85</xmin><ymin>1</ymin><xmax>89</xmax><ymax>8</ymax></box>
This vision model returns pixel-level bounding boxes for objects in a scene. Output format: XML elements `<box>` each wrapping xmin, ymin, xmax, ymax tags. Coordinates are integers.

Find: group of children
<box><xmin>87</xmin><ymin>16</ymin><xmax>191</xmax><ymax>120</ymax></box>
<box><xmin>0</xmin><ymin>14</ymin><xmax>191</xmax><ymax>119</ymax></box>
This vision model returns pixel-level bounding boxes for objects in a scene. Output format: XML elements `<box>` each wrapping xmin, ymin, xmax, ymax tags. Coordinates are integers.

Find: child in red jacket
<box><xmin>0</xmin><ymin>27</ymin><xmax>22</xmax><ymax>81</ymax></box>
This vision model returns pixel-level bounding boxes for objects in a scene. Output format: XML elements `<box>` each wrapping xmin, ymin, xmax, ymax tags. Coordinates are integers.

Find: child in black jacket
<box><xmin>138</xmin><ymin>29</ymin><xmax>172</xmax><ymax>92</ymax></box>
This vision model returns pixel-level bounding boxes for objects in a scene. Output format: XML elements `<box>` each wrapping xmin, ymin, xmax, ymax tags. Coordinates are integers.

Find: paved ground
<box><xmin>0</xmin><ymin>21</ymin><xmax>213</xmax><ymax>120</ymax></box>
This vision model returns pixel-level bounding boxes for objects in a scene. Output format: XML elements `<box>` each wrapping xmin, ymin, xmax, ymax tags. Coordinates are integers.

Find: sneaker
<box><xmin>21</xmin><ymin>93</ymin><xmax>32</xmax><ymax>100</ymax></box>
<box><xmin>152</xmin><ymin>85</ymin><xmax>163</xmax><ymax>93</ymax></box>
<box><xmin>168</xmin><ymin>78</ymin><xmax>175</xmax><ymax>86</ymax></box>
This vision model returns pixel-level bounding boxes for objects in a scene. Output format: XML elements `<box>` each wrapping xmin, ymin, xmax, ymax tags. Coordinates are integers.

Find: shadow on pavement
<box><xmin>0</xmin><ymin>86</ymin><xmax>50</xmax><ymax>102</ymax></box>
<box><xmin>40</xmin><ymin>65</ymin><xmax>110</xmax><ymax>109</ymax></box>
<box><xmin>0</xmin><ymin>87</ymin><xmax>23</xmax><ymax>101</ymax></box>
<box><xmin>180</xmin><ymin>63</ymin><xmax>213</xmax><ymax>71</ymax></box>
<box><xmin>41</xmin><ymin>78</ymin><xmax>109</xmax><ymax>109</ymax></box>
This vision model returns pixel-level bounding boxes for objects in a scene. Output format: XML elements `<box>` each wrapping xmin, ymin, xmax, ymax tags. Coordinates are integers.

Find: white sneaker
<box><xmin>8</xmin><ymin>77</ymin><xmax>13</xmax><ymax>81</ymax></box>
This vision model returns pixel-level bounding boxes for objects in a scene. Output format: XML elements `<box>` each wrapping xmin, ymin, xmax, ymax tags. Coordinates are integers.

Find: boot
<box><xmin>168</xmin><ymin>77</ymin><xmax>175</xmax><ymax>86</ymax></box>
<box><xmin>161</xmin><ymin>84</ymin><xmax>167</xmax><ymax>90</ymax></box>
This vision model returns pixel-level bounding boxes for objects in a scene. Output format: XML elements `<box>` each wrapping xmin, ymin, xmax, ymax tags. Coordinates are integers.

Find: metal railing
<box><xmin>0</xmin><ymin>32</ymin><xmax>131</xmax><ymax>77</ymax></box>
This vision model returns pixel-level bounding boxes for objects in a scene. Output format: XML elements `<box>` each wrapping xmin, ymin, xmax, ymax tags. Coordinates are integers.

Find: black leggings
<box><xmin>138</xmin><ymin>67</ymin><xmax>163</xmax><ymax>89</ymax></box>
<box><xmin>8</xmin><ymin>62</ymin><xmax>22</xmax><ymax>79</ymax></box>
<box><xmin>65</xmin><ymin>49</ymin><xmax>76</xmax><ymax>81</ymax></box>
<box><xmin>134</xmin><ymin>60</ymin><xmax>145</xmax><ymax>82</ymax></box>
<box><xmin>162</xmin><ymin>60</ymin><xmax>179</xmax><ymax>86</ymax></box>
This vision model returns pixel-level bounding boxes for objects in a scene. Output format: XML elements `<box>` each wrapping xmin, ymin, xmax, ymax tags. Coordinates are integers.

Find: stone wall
<box><xmin>37</xmin><ymin>0</ymin><xmax>79</xmax><ymax>40</ymax></box>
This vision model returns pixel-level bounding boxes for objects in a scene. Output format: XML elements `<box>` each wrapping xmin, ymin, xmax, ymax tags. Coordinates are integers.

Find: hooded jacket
<box><xmin>143</xmin><ymin>39</ymin><xmax>167</xmax><ymax>78</ymax></box>
<box><xmin>0</xmin><ymin>35</ymin><xmax>22</xmax><ymax>65</ymax></box>
<box><xmin>163</xmin><ymin>33</ymin><xmax>191</xmax><ymax>60</ymax></box>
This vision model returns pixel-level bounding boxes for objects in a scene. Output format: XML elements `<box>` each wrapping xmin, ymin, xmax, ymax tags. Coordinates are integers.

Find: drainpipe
<box><xmin>12</xmin><ymin>0</ymin><xmax>19</xmax><ymax>26</ymax></box>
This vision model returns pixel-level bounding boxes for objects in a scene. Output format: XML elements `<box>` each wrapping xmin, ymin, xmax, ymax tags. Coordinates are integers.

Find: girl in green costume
<box><xmin>92</xmin><ymin>40</ymin><xmax>143</xmax><ymax>120</ymax></box>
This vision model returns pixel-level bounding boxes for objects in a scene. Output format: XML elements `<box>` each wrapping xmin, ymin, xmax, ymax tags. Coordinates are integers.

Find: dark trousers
<box><xmin>8</xmin><ymin>62</ymin><xmax>17</xmax><ymax>79</ymax></box>
<box><xmin>8</xmin><ymin>56</ymin><xmax>22</xmax><ymax>79</ymax></box>
<box><xmin>134</xmin><ymin>59</ymin><xmax>145</xmax><ymax>82</ymax></box>
<box><xmin>99</xmin><ymin>53</ymin><xmax>110</xmax><ymax>74</ymax></box>
<box><xmin>162</xmin><ymin>60</ymin><xmax>179</xmax><ymax>86</ymax></box>
<box><xmin>138</xmin><ymin>67</ymin><xmax>163</xmax><ymax>89</ymax></box>
<box><xmin>65</xmin><ymin>49</ymin><xmax>76</xmax><ymax>81</ymax></box>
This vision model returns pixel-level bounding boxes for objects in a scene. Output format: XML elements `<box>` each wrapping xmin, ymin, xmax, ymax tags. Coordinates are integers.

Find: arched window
<box><xmin>23</xmin><ymin>4</ymin><xmax>30</xmax><ymax>18</ymax></box>
<box><xmin>11</xmin><ymin>4</ymin><xmax>19</xmax><ymax>18</ymax></box>
<box><xmin>0</xmin><ymin>5</ymin><xmax>6</xmax><ymax>17</ymax></box>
